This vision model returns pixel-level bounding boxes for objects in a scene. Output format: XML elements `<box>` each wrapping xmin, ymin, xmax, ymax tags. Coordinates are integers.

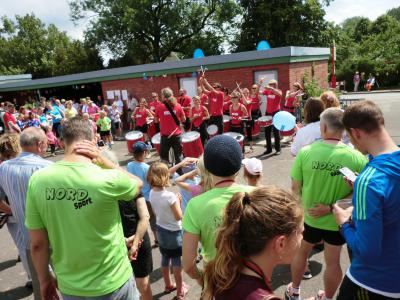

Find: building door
<box><xmin>179</xmin><ymin>77</ymin><xmax>197</xmax><ymax>98</ymax></box>
<box><xmin>254</xmin><ymin>70</ymin><xmax>278</xmax><ymax>116</ymax></box>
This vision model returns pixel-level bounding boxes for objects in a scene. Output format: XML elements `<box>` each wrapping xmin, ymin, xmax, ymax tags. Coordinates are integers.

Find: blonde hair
<box><xmin>203</xmin><ymin>186</ymin><xmax>303</xmax><ymax>299</ymax></box>
<box><xmin>0</xmin><ymin>133</ymin><xmax>21</xmax><ymax>161</ymax></box>
<box><xmin>147</xmin><ymin>162</ymin><xmax>171</xmax><ymax>188</ymax></box>
<box><xmin>320</xmin><ymin>91</ymin><xmax>340</xmax><ymax>109</ymax></box>
<box><xmin>197</xmin><ymin>156</ymin><xmax>213</xmax><ymax>192</ymax></box>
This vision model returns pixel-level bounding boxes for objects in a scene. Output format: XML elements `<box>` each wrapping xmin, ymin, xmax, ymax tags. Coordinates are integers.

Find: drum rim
<box><xmin>125</xmin><ymin>131</ymin><xmax>144</xmax><ymax>139</ymax></box>
<box><xmin>182</xmin><ymin>131</ymin><xmax>200</xmax><ymax>142</ymax></box>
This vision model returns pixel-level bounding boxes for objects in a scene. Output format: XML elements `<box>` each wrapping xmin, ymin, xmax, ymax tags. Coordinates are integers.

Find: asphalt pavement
<box><xmin>0</xmin><ymin>92</ymin><xmax>398</xmax><ymax>300</ymax></box>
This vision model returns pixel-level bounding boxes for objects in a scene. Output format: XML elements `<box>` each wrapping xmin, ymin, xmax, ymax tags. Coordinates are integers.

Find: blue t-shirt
<box><xmin>172</xmin><ymin>173</ymin><xmax>200</xmax><ymax>213</ymax></box>
<box><xmin>49</xmin><ymin>107</ymin><xmax>62</xmax><ymax>124</ymax></box>
<box><xmin>127</xmin><ymin>161</ymin><xmax>150</xmax><ymax>201</ymax></box>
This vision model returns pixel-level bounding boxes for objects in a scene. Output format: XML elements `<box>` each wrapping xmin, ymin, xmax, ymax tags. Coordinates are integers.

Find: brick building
<box><xmin>0</xmin><ymin>46</ymin><xmax>329</xmax><ymax>114</ymax></box>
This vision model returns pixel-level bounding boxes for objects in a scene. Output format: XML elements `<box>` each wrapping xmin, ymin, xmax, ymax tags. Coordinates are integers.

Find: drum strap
<box><xmin>164</xmin><ymin>101</ymin><xmax>181</xmax><ymax>127</ymax></box>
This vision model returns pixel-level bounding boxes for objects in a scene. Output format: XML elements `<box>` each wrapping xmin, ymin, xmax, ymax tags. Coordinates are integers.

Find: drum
<box><xmin>207</xmin><ymin>124</ymin><xmax>218</xmax><ymax>138</ymax></box>
<box><xmin>223</xmin><ymin>132</ymin><xmax>245</xmax><ymax>149</ymax></box>
<box><xmin>147</xmin><ymin>120</ymin><xmax>157</xmax><ymax>138</ymax></box>
<box><xmin>258</xmin><ymin>116</ymin><xmax>273</xmax><ymax>127</ymax></box>
<box><xmin>182</xmin><ymin>131</ymin><xmax>204</xmax><ymax>158</ymax></box>
<box><xmin>223</xmin><ymin>115</ymin><xmax>231</xmax><ymax>132</ymax></box>
<box><xmin>151</xmin><ymin>133</ymin><xmax>161</xmax><ymax>155</ymax></box>
<box><xmin>280</xmin><ymin>128</ymin><xmax>295</xmax><ymax>136</ymax></box>
<box><xmin>125</xmin><ymin>131</ymin><xmax>144</xmax><ymax>153</ymax></box>
<box><xmin>252</xmin><ymin>119</ymin><xmax>260</xmax><ymax>137</ymax></box>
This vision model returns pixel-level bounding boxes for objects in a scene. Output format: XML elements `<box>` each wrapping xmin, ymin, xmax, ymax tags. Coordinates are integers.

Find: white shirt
<box><xmin>149</xmin><ymin>189</ymin><xmax>181</xmax><ymax>231</ymax></box>
<box><xmin>291</xmin><ymin>121</ymin><xmax>321</xmax><ymax>156</ymax></box>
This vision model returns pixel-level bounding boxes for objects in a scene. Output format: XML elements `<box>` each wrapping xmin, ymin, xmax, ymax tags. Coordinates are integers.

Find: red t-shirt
<box><xmin>208</xmin><ymin>91</ymin><xmax>224</xmax><ymax>116</ymax></box>
<box><xmin>223</xmin><ymin>95</ymin><xmax>231</xmax><ymax>113</ymax></box>
<box><xmin>284</xmin><ymin>96</ymin><xmax>296</xmax><ymax>112</ymax></box>
<box><xmin>263</xmin><ymin>89</ymin><xmax>281</xmax><ymax>114</ymax></box>
<box><xmin>215</xmin><ymin>274</ymin><xmax>277</xmax><ymax>300</ymax></box>
<box><xmin>133</xmin><ymin>107</ymin><xmax>148</xmax><ymax>127</ymax></box>
<box><xmin>178</xmin><ymin>95</ymin><xmax>192</xmax><ymax>117</ymax></box>
<box><xmin>250</xmin><ymin>95</ymin><xmax>261</xmax><ymax>111</ymax></box>
<box><xmin>149</xmin><ymin>100</ymin><xmax>160</xmax><ymax>114</ymax></box>
<box><xmin>200</xmin><ymin>94</ymin><xmax>209</xmax><ymax>107</ymax></box>
<box><xmin>191</xmin><ymin>106</ymin><xmax>207</xmax><ymax>128</ymax></box>
<box><xmin>3</xmin><ymin>112</ymin><xmax>16</xmax><ymax>130</ymax></box>
<box><xmin>230</xmin><ymin>104</ymin><xmax>246</xmax><ymax>126</ymax></box>
<box><xmin>240</xmin><ymin>98</ymin><xmax>252</xmax><ymax>118</ymax></box>
<box><xmin>155</xmin><ymin>102</ymin><xmax>184</xmax><ymax>136</ymax></box>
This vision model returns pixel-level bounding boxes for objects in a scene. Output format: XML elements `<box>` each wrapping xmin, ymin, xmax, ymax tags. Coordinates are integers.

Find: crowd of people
<box><xmin>0</xmin><ymin>78</ymin><xmax>399</xmax><ymax>300</ymax></box>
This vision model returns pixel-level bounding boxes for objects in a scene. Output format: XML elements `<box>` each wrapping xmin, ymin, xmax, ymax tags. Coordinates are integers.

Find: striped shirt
<box><xmin>0</xmin><ymin>152</ymin><xmax>53</xmax><ymax>248</ymax></box>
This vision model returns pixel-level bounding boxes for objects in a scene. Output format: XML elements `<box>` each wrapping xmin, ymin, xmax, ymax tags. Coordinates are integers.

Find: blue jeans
<box><xmin>61</xmin><ymin>276</ymin><xmax>139</xmax><ymax>300</ymax></box>
<box><xmin>156</xmin><ymin>225</ymin><xmax>182</xmax><ymax>267</ymax></box>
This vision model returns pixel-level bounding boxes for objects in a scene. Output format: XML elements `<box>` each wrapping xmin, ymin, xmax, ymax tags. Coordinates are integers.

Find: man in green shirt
<box><xmin>182</xmin><ymin>135</ymin><xmax>254</xmax><ymax>285</ymax></box>
<box><xmin>285</xmin><ymin>108</ymin><xmax>367</xmax><ymax>300</ymax></box>
<box><xmin>25</xmin><ymin>116</ymin><xmax>143</xmax><ymax>300</ymax></box>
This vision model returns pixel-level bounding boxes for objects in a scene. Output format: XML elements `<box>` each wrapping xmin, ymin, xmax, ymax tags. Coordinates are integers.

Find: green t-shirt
<box><xmin>291</xmin><ymin>142</ymin><xmax>367</xmax><ymax>231</ymax></box>
<box><xmin>96</xmin><ymin>116</ymin><xmax>111</xmax><ymax>131</ymax></box>
<box><xmin>183</xmin><ymin>185</ymin><xmax>254</xmax><ymax>262</ymax></box>
<box><xmin>25</xmin><ymin>161</ymin><xmax>138</xmax><ymax>297</ymax></box>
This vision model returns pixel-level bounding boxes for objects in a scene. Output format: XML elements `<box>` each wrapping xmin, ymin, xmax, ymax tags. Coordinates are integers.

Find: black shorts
<box><xmin>135</xmin><ymin>124</ymin><xmax>148</xmax><ymax>134</ymax></box>
<box><xmin>337</xmin><ymin>275</ymin><xmax>395</xmax><ymax>300</ymax></box>
<box><xmin>100</xmin><ymin>130</ymin><xmax>111</xmax><ymax>138</ymax></box>
<box><xmin>130</xmin><ymin>233</ymin><xmax>153</xmax><ymax>278</ymax></box>
<box><xmin>303</xmin><ymin>223</ymin><xmax>345</xmax><ymax>246</ymax></box>
<box><xmin>114</xmin><ymin>121</ymin><xmax>121</xmax><ymax>129</ymax></box>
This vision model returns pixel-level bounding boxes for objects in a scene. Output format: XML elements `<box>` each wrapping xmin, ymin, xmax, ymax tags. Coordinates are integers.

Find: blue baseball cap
<box><xmin>132</xmin><ymin>141</ymin><xmax>151</xmax><ymax>153</ymax></box>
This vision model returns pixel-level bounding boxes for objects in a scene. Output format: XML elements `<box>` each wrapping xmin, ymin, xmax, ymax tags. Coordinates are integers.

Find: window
<box><xmin>254</xmin><ymin>70</ymin><xmax>278</xmax><ymax>116</ymax></box>
<box><xmin>179</xmin><ymin>77</ymin><xmax>197</xmax><ymax>98</ymax></box>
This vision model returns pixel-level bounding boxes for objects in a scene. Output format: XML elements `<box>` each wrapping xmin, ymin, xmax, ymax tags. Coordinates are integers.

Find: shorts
<box><xmin>303</xmin><ymin>223</ymin><xmax>345</xmax><ymax>246</ymax></box>
<box><xmin>100</xmin><ymin>130</ymin><xmax>111</xmax><ymax>138</ymax></box>
<box><xmin>156</xmin><ymin>225</ymin><xmax>182</xmax><ymax>258</ymax></box>
<box><xmin>114</xmin><ymin>121</ymin><xmax>121</xmax><ymax>129</ymax></box>
<box><xmin>130</xmin><ymin>233</ymin><xmax>153</xmax><ymax>278</ymax></box>
<box><xmin>135</xmin><ymin>124</ymin><xmax>148</xmax><ymax>134</ymax></box>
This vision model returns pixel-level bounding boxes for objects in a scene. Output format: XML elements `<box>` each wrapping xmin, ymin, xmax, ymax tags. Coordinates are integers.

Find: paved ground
<box><xmin>0</xmin><ymin>92</ymin><xmax>398</xmax><ymax>300</ymax></box>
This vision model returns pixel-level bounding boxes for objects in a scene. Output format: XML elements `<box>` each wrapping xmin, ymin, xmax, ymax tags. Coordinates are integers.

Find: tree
<box><xmin>0</xmin><ymin>14</ymin><xmax>103</xmax><ymax>78</ymax></box>
<box><xmin>233</xmin><ymin>0</ymin><xmax>333</xmax><ymax>52</ymax></box>
<box><xmin>387</xmin><ymin>6</ymin><xmax>400</xmax><ymax>21</ymax></box>
<box><xmin>70</xmin><ymin>0</ymin><xmax>239</xmax><ymax>65</ymax></box>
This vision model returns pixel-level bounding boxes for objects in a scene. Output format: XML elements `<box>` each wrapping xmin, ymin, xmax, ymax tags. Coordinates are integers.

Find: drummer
<box><xmin>238</xmin><ymin>88</ymin><xmax>254</xmax><ymax>152</ymax></box>
<box><xmin>284</xmin><ymin>82</ymin><xmax>303</xmax><ymax>120</ymax></box>
<box><xmin>222</xmin><ymin>87</ymin><xmax>231</xmax><ymax>116</ymax></box>
<box><xmin>132</xmin><ymin>98</ymin><xmax>154</xmax><ymax>146</ymax></box>
<box><xmin>190</xmin><ymin>95</ymin><xmax>210</xmax><ymax>146</ymax></box>
<box><xmin>200</xmin><ymin>76</ymin><xmax>224</xmax><ymax>135</ymax></box>
<box><xmin>178</xmin><ymin>88</ymin><xmax>192</xmax><ymax>131</ymax></box>
<box><xmin>230</xmin><ymin>91</ymin><xmax>248</xmax><ymax>152</ymax></box>
<box><xmin>197</xmin><ymin>86</ymin><xmax>209</xmax><ymax>110</ymax></box>
<box><xmin>260</xmin><ymin>78</ymin><xmax>282</xmax><ymax>155</ymax></box>
<box><xmin>149</xmin><ymin>92</ymin><xmax>161</xmax><ymax>132</ymax></box>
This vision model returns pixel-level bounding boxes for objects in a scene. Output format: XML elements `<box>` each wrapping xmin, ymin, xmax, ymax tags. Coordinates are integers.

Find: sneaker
<box><xmin>111</xmin><ymin>141</ymin><xmax>114</xmax><ymax>145</ymax></box>
<box><xmin>303</xmin><ymin>270</ymin><xmax>313</xmax><ymax>279</ymax></box>
<box><xmin>263</xmin><ymin>149</ymin><xmax>273</xmax><ymax>155</ymax></box>
<box><xmin>285</xmin><ymin>283</ymin><xmax>301</xmax><ymax>300</ymax></box>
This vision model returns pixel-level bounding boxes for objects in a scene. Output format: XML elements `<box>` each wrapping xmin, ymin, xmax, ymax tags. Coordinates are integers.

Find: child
<box><xmin>242</xmin><ymin>157</ymin><xmax>263</xmax><ymax>186</ymax></box>
<box><xmin>96</xmin><ymin>110</ymin><xmax>112</xmax><ymax>149</ymax></box>
<box><xmin>147</xmin><ymin>162</ymin><xmax>189</xmax><ymax>300</ymax></box>
<box><xmin>45</xmin><ymin>126</ymin><xmax>57</xmax><ymax>156</ymax></box>
<box><xmin>127</xmin><ymin>141</ymin><xmax>158</xmax><ymax>247</ymax></box>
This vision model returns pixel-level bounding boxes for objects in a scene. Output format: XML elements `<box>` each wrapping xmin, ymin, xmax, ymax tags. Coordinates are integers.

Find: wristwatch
<box><xmin>339</xmin><ymin>220</ymin><xmax>352</xmax><ymax>231</ymax></box>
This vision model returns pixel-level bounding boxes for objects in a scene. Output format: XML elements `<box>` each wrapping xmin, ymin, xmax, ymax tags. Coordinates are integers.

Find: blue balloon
<box><xmin>193</xmin><ymin>48</ymin><xmax>205</xmax><ymax>59</ymax></box>
<box><xmin>273</xmin><ymin>111</ymin><xmax>296</xmax><ymax>131</ymax></box>
<box><xmin>257</xmin><ymin>40</ymin><xmax>271</xmax><ymax>51</ymax></box>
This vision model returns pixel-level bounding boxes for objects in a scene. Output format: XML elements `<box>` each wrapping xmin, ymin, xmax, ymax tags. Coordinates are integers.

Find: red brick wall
<box><xmin>101</xmin><ymin>63</ymin><xmax>291</xmax><ymax>101</ymax></box>
<box><xmin>289</xmin><ymin>60</ymin><xmax>328</xmax><ymax>90</ymax></box>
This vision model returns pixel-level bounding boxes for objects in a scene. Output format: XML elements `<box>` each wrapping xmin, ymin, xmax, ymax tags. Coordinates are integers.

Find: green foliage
<box><xmin>302</xmin><ymin>73</ymin><xmax>324</xmax><ymax>98</ymax></box>
<box><xmin>234</xmin><ymin>0</ymin><xmax>334</xmax><ymax>51</ymax></box>
<box><xmin>335</xmin><ymin>9</ymin><xmax>400</xmax><ymax>89</ymax></box>
<box><xmin>70</xmin><ymin>0</ymin><xmax>240</xmax><ymax>65</ymax></box>
<box><xmin>0</xmin><ymin>14</ymin><xmax>103</xmax><ymax>78</ymax></box>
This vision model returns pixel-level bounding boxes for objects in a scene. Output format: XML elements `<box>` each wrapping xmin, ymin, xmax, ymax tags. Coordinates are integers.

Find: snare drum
<box><xmin>223</xmin><ymin>132</ymin><xmax>245</xmax><ymax>149</ymax></box>
<box><xmin>151</xmin><ymin>133</ymin><xmax>161</xmax><ymax>155</ymax></box>
<box><xmin>207</xmin><ymin>124</ymin><xmax>218</xmax><ymax>138</ymax></box>
<box><xmin>257</xmin><ymin>116</ymin><xmax>273</xmax><ymax>127</ymax></box>
<box><xmin>125</xmin><ymin>131</ymin><xmax>144</xmax><ymax>153</ymax></box>
<box><xmin>182</xmin><ymin>131</ymin><xmax>204</xmax><ymax>158</ymax></box>
<box><xmin>147</xmin><ymin>120</ymin><xmax>157</xmax><ymax>138</ymax></box>
<box><xmin>280</xmin><ymin>128</ymin><xmax>295</xmax><ymax>136</ymax></box>
<box><xmin>252</xmin><ymin>119</ymin><xmax>260</xmax><ymax>137</ymax></box>
<box><xmin>223</xmin><ymin>115</ymin><xmax>231</xmax><ymax>133</ymax></box>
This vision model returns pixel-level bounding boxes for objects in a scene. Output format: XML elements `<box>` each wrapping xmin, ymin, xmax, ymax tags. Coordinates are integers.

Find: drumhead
<box><xmin>125</xmin><ymin>131</ymin><xmax>143</xmax><ymax>141</ymax></box>
<box><xmin>258</xmin><ymin>116</ymin><xmax>272</xmax><ymax>122</ymax></box>
<box><xmin>182</xmin><ymin>131</ymin><xmax>200</xmax><ymax>143</ymax></box>
<box><xmin>207</xmin><ymin>125</ymin><xmax>218</xmax><ymax>135</ymax></box>
<box><xmin>223</xmin><ymin>115</ymin><xmax>231</xmax><ymax>122</ymax></box>
<box><xmin>151</xmin><ymin>132</ymin><xmax>161</xmax><ymax>144</ymax></box>
<box><xmin>223</xmin><ymin>131</ymin><xmax>244</xmax><ymax>142</ymax></box>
